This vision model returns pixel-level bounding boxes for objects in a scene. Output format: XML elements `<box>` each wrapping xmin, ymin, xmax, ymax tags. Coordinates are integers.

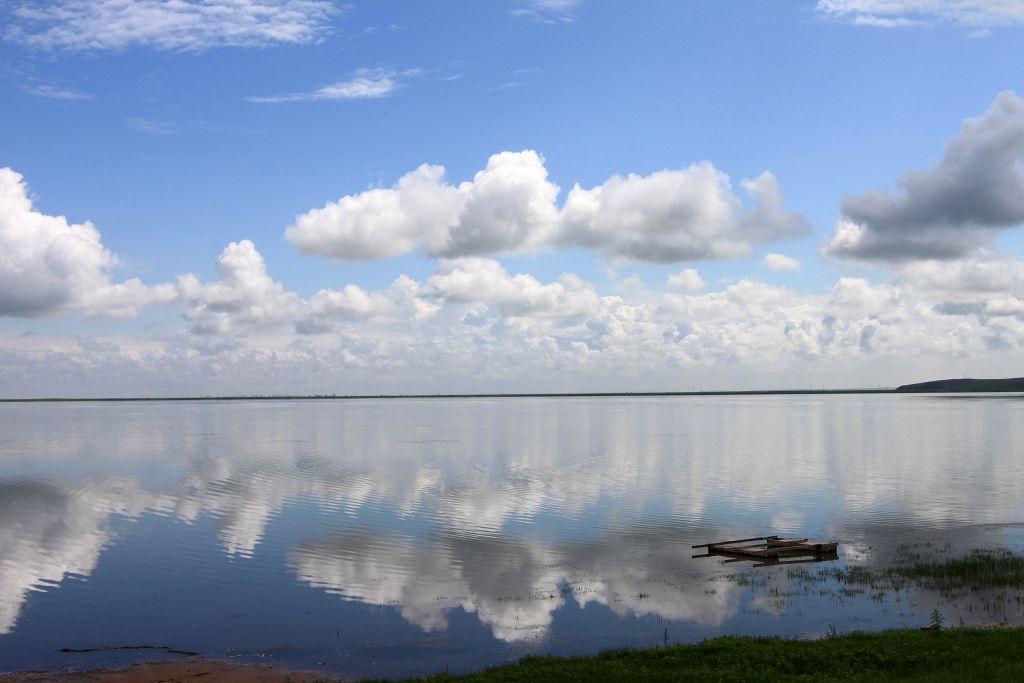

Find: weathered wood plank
<box><xmin>766</xmin><ymin>538</ymin><xmax>809</xmax><ymax>547</ymax></box>
<box><xmin>693</xmin><ymin>534</ymin><xmax>840</xmax><ymax>566</ymax></box>
<box><xmin>710</xmin><ymin>541</ymin><xmax>777</xmax><ymax>551</ymax></box>
<box><xmin>752</xmin><ymin>558</ymin><xmax>821</xmax><ymax>568</ymax></box>
<box><xmin>691</xmin><ymin>535</ymin><xmax>778</xmax><ymax>549</ymax></box>
<box><xmin>711</xmin><ymin>548</ymin><xmax>771</xmax><ymax>559</ymax></box>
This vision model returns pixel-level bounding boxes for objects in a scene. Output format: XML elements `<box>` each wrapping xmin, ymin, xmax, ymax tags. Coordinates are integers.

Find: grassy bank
<box><xmin>365</xmin><ymin>627</ymin><xmax>1024</xmax><ymax>682</ymax></box>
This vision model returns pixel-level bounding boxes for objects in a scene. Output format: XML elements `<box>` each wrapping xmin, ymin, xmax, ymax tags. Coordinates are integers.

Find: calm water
<box><xmin>2</xmin><ymin>395</ymin><xmax>1024</xmax><ymax>678</ymax></box>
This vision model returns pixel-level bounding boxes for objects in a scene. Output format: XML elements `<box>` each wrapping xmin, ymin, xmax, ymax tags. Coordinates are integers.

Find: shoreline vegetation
<box><xmin>2</xmin><ymin>377</ymin><xmax>1023</xmax><ymax>403</ymax></box>
<box><xmin>371</xmin><ymin>627</ymin><xmax>1024</xmax><ymax>682</ymax></box>
<box><xmin>3</xmin><ymin>628</ymin><xmax>1022</xmax><ymax>682</ymax></box>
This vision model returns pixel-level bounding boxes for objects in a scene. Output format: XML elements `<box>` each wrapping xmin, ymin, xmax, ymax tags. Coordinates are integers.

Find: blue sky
<box><xmin>3</xmin><ymin>0</ymin><xmax>1024</xmax><ymax>396</ymax></box>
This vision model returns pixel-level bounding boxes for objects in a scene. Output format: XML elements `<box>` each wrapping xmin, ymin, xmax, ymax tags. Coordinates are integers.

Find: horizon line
<box><xmin>0</xmin><ymin>388</ymin><xmax>906</xmax><ymax>402</ymax></box>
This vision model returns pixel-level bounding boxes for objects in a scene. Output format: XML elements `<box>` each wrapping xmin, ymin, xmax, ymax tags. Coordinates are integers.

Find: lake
<box><xmin>2</xmin><ymin>395</ymin><xmax>1023</xmax><ymax>679</ymax></box>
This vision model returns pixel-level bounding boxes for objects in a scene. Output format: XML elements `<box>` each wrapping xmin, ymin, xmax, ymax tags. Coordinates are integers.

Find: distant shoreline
<box><xmin>0</xmin><ymin>389</ymin><xmax>896</xmax><ymax>402</ymax></box>
<box><xmin>2</xmin><ymin>377</ymin><xmax>1022</xmax><ymax>403</ymax></box>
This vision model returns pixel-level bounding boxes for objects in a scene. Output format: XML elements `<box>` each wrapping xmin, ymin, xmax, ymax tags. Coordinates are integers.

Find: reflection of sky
<box><xmin>0</xmin><ymin>477</ymin><xmax>172</xmax><ymax>634</ymax></box>
<box><xmin>2</xmin><ymin>396</ymin><xmax>1024</xmax><ymax>668</ymax></box>
<box><xmin>289</xmin><ymin>528</ymin><xmax>743</xmax><ymax>643</ymax></box>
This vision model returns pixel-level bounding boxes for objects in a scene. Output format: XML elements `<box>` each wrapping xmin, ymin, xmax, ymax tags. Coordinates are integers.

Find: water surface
<box><xmin>2</xmin><ymin>395</ymin><xmax>1023</xmax><ymax>678</ymax></box>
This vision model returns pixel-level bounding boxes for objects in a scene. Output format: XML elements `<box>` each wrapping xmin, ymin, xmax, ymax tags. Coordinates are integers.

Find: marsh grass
<box><xmin>810</xmin><ymin>548</ymin><xmax>1024</xmax><ymax>597</ymax></box>
<box><xmin>899</xmin><ymin>549</ymin><xmax>1024</xmax><ymax>592</ymax></box>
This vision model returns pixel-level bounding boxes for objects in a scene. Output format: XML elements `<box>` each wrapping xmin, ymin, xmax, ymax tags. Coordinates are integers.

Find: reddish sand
<box><xmin>0</xmin><ymin>659</ymin><xmax>335</xmax><ymax>682</ymax></box>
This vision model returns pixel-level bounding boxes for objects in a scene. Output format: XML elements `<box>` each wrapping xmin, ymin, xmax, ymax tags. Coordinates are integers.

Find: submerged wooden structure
<box><xmin>692</xmin><ymin>535</ymin><xmax>839</xmax><ymax>567</ymax></box>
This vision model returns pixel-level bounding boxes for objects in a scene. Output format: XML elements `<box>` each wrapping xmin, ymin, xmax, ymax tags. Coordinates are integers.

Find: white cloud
<box><xmin>763</xmin><ymin>253</ymin><xmax>802</xmax><ymax>271</ymax></box>
<box><xmin>5</xmin><ymin>188</ymin><xmax>1024</xmax><ymax>395</ymax></box>
<box><xmin>288</xmin><ymin>151</ymin><xmax>561</xmax><ymax>259</ymax></box>
<box><xmin>0</xmin><ymin>190</ymin><xmax>428</xmax><ymax>334</ymax></box>
<box><xmin>126</xmin><ymin>117</ymin><xmax>179</xmax><ymax>135</ymax></box>
<box><xmin>177</xmin><ymin>240</ymin><xmax>302</xmax><ymax>336</ymax></box>
<box><xmin>178</xmin><ymin>240</ymin><xmax>436</xmax><ymax>337</ymax></box>
<box><xmin>558</xmin><ymin>165</ymin><xmax>807</xmax><ymax>263</ymax></box>
<box><xmin>287</xmin><ymin>164</ymin><xmax>463</xmax><ymax>260</ymax></box>
<box><xmin>737</xmin><ymin>172</ymin><xmax>811</xmax><ymax>243</ymax></box>
<box><xmin>5</xmin><ymin>0</ymin><xmax>339</xmax><ymax>52</ymax></box>
<box><xmin>6</xmin><ymin>160</ymin><xmax>1024</xmax><ymax>393</ymax></box>
<box><xmin>900</xmin><ymin>258</ymin><xmax>1024</xmax><ymax>294</ymax></box>
<box><xmin>816</xmin><ymin>1</ymin><xmax>1024</xmax><ymax>28</ymax></box>
<box><xmin>288</xmin><ymin>152</ymin><xmax>807</xmax><ymax>264</ymax></box>
<box><xmin>510</xmin><ymin>0</ymin><xmax>583</xmax><ymax>23</ymax></box>
<box><xmin>489</xmin><ymin>80</ymin><xmax>526</xmax><ymax>91</ymax></box>
<box><xmin>297</xmin><ymin>275</ymin><xmax>437</xmax><ymax>334</ymax></box>
<box><xmin>0</xmin><ymin>167</ymin><xmax>176</xmax><ymax>318</ymax></box>
<box><xmin>59</xmin><ymin>262</ymin><xmax>1024</xmax><ymax>393</ymax></box>
<box><xmin>667</xmin><ymin>268</ymin><xmax>706</xmax><ymax>292</ymax></box>
<box><xmin>22</xmin><ymin>83</ymin><xmax>93</xmax><ymax>100</ymax></box>
<box><xmin>424</xmin><ymin>258</ymin><xmax>601</xmax><ymax>318</ymax></box>
<box><xmin>247</xmin><ymin>67</ymin><xmax>408</xmax><ymax>103</ymax></box>
<box><xmin>824</xmin><ymin>91</ymin><xmax>1024</xmax><ymax>262</ymax></box>
<box><xmin>441</xmin><ymin>151</ymin><xmax>561</xmax><ymax>257</ymax></box>
<box><xmin>899</xmin><ymin>257</ymin><xmax>1024</xmax><ymax>322</ymax></box>
<box><xmin>4</xmin><ymin>261</ymin><xmax>1024</xmax><ymax>394</ymax></box>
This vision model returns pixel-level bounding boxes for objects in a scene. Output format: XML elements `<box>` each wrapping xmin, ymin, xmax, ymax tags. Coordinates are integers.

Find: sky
<box><xmin>2</xmin><ymin>0</ymin><xmax>1024</xmax><ymax>397</ymax></box>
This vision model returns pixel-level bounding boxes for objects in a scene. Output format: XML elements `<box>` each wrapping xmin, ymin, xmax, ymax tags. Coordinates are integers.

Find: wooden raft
<box><xmin>692</xmin><ymin>535</ymin><xmax>839</xmax><ymax>567</ymax></box>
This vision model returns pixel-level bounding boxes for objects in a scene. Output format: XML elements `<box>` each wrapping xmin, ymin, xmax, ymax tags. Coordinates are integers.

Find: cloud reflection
<box><xmin>2</xmin><ymin>396</ymin><xmax>1024</xmax><ymax>642</ymax></box>
<box><xmin>0</xmin><ymin>477</ymin><xmax>171</xmax><ymax>633</ymax></box>
<box><xmin>290</xmin><ymin>528</ymin><xmax>741</xmax><ymax>642</ymax></box>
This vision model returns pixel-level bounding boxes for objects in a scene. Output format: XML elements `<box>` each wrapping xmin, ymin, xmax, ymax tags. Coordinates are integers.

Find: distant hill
<box><xmin>895</xmin><ymin>377</ymin><xmax>1024</xmax><ymax>393</ymax></box>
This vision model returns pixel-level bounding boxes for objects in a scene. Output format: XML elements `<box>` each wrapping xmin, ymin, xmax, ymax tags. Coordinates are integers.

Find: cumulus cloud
<box><xmin>901</xmin><ymin>258</ymin><xmax>1024</xmax><ymax>294</ymax></box>
<box><xmin>899</xmin><ymin>257</ymin><xmax>1024</xmax><ymax>321</ymax></box>
<box><xmin>816</xmin><ymin>0</ymin><xmax>1024</xmax><ymax>28</ymax></box>
<box><xmin>177</xmin><ymin>240</ymin><xmax>436</xmax><ymax>337</ymax></box>
<box><xmin>17</xmin><ymin>240</ymin><xmax>1024</xmax><ymax>396</ymax></box>
<box><xmin>667</xmin><ymin>268</ymin><xmax>706</xmax><ymax>292</ymax></box>
<box><xmin>5</xmin><ymin>0</ymin><xmax>339</xmax><ymax>52</ymax></box>
<box><xmin>177</xmin><ymin>240</ymin><xmax>302</xmax><ymax>336</ymax></box>
<box><xmin>763</xmin><ymin>253</ymin><xmax>802</xmax><ymax>271</ymax></box>
<box><xmin>247</xmin><ymin>67</ymin><xmax>411</xmax><ymax>104</ymax></box>
<box><xmin>824</xmin><ymin>91</ymin><xmax>1024</xmax><ymax>262</ymax></box>
<box><xmin>287</xmin><ymin>151</ymin><xmax>561</xmax><ymax>260</ymax></box>
<box><xmin>288</xmin><ymin>164</ymin><xmax>462</xmax><ymax>260</ymax></box>
<box><xmin>0</xmin><ymin>167</ymin><xmax>176</xmax><ymax>318</ymax></box>
<box><xmin>288</xmin><ymin>152</ymin><xmax>807</xmax><ymax>264</ymax></box>
<box><xmin>0</xmin><ymin>183</ymin><xmax>427</xmax><ymax>332</ymax></box>
<box><xmin>5</xmin><ymin>159</ymin><xmax>1024</xmax><ymax>394</ymax></box>
<box><xmin>297</xmin><ymin>275</ymin><xmax>437</xmax><ymax>334</ymax></box>
<box><xmin>441</xmin><ymin>152</ymin><xmax>561</xmax><ymax>257</ymax></box>
<box><xmin>424</xmin><ymin>258</ymin><xmax>601</xmax><ymax>318</ymax></box>
<box><xmin>558</xmin><ymin>166</ymin><xmax>807</xmax><ymax>262</ymax></box>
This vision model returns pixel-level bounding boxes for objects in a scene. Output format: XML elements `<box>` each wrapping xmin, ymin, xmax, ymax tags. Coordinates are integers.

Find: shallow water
<box><xmin>1</xmin><ymin>395</ymin><xmax>1023</xmax><ymax>678</ymax></box>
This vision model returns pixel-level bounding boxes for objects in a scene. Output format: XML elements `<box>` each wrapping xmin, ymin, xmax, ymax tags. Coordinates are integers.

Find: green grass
<box><xmin>898</xmin><ymin>549</ymin><xmax>1024</xmax><ymax>592</ymax></box>
<box><xmin>812</xmin><ymin>549</ymin><xmax>1024</xmax><ymax>596</ymax></box>
<box><xmin>360</xmin><ymin>627</ymin><xmax>1024</xmax><ymax>682</ymax></box>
